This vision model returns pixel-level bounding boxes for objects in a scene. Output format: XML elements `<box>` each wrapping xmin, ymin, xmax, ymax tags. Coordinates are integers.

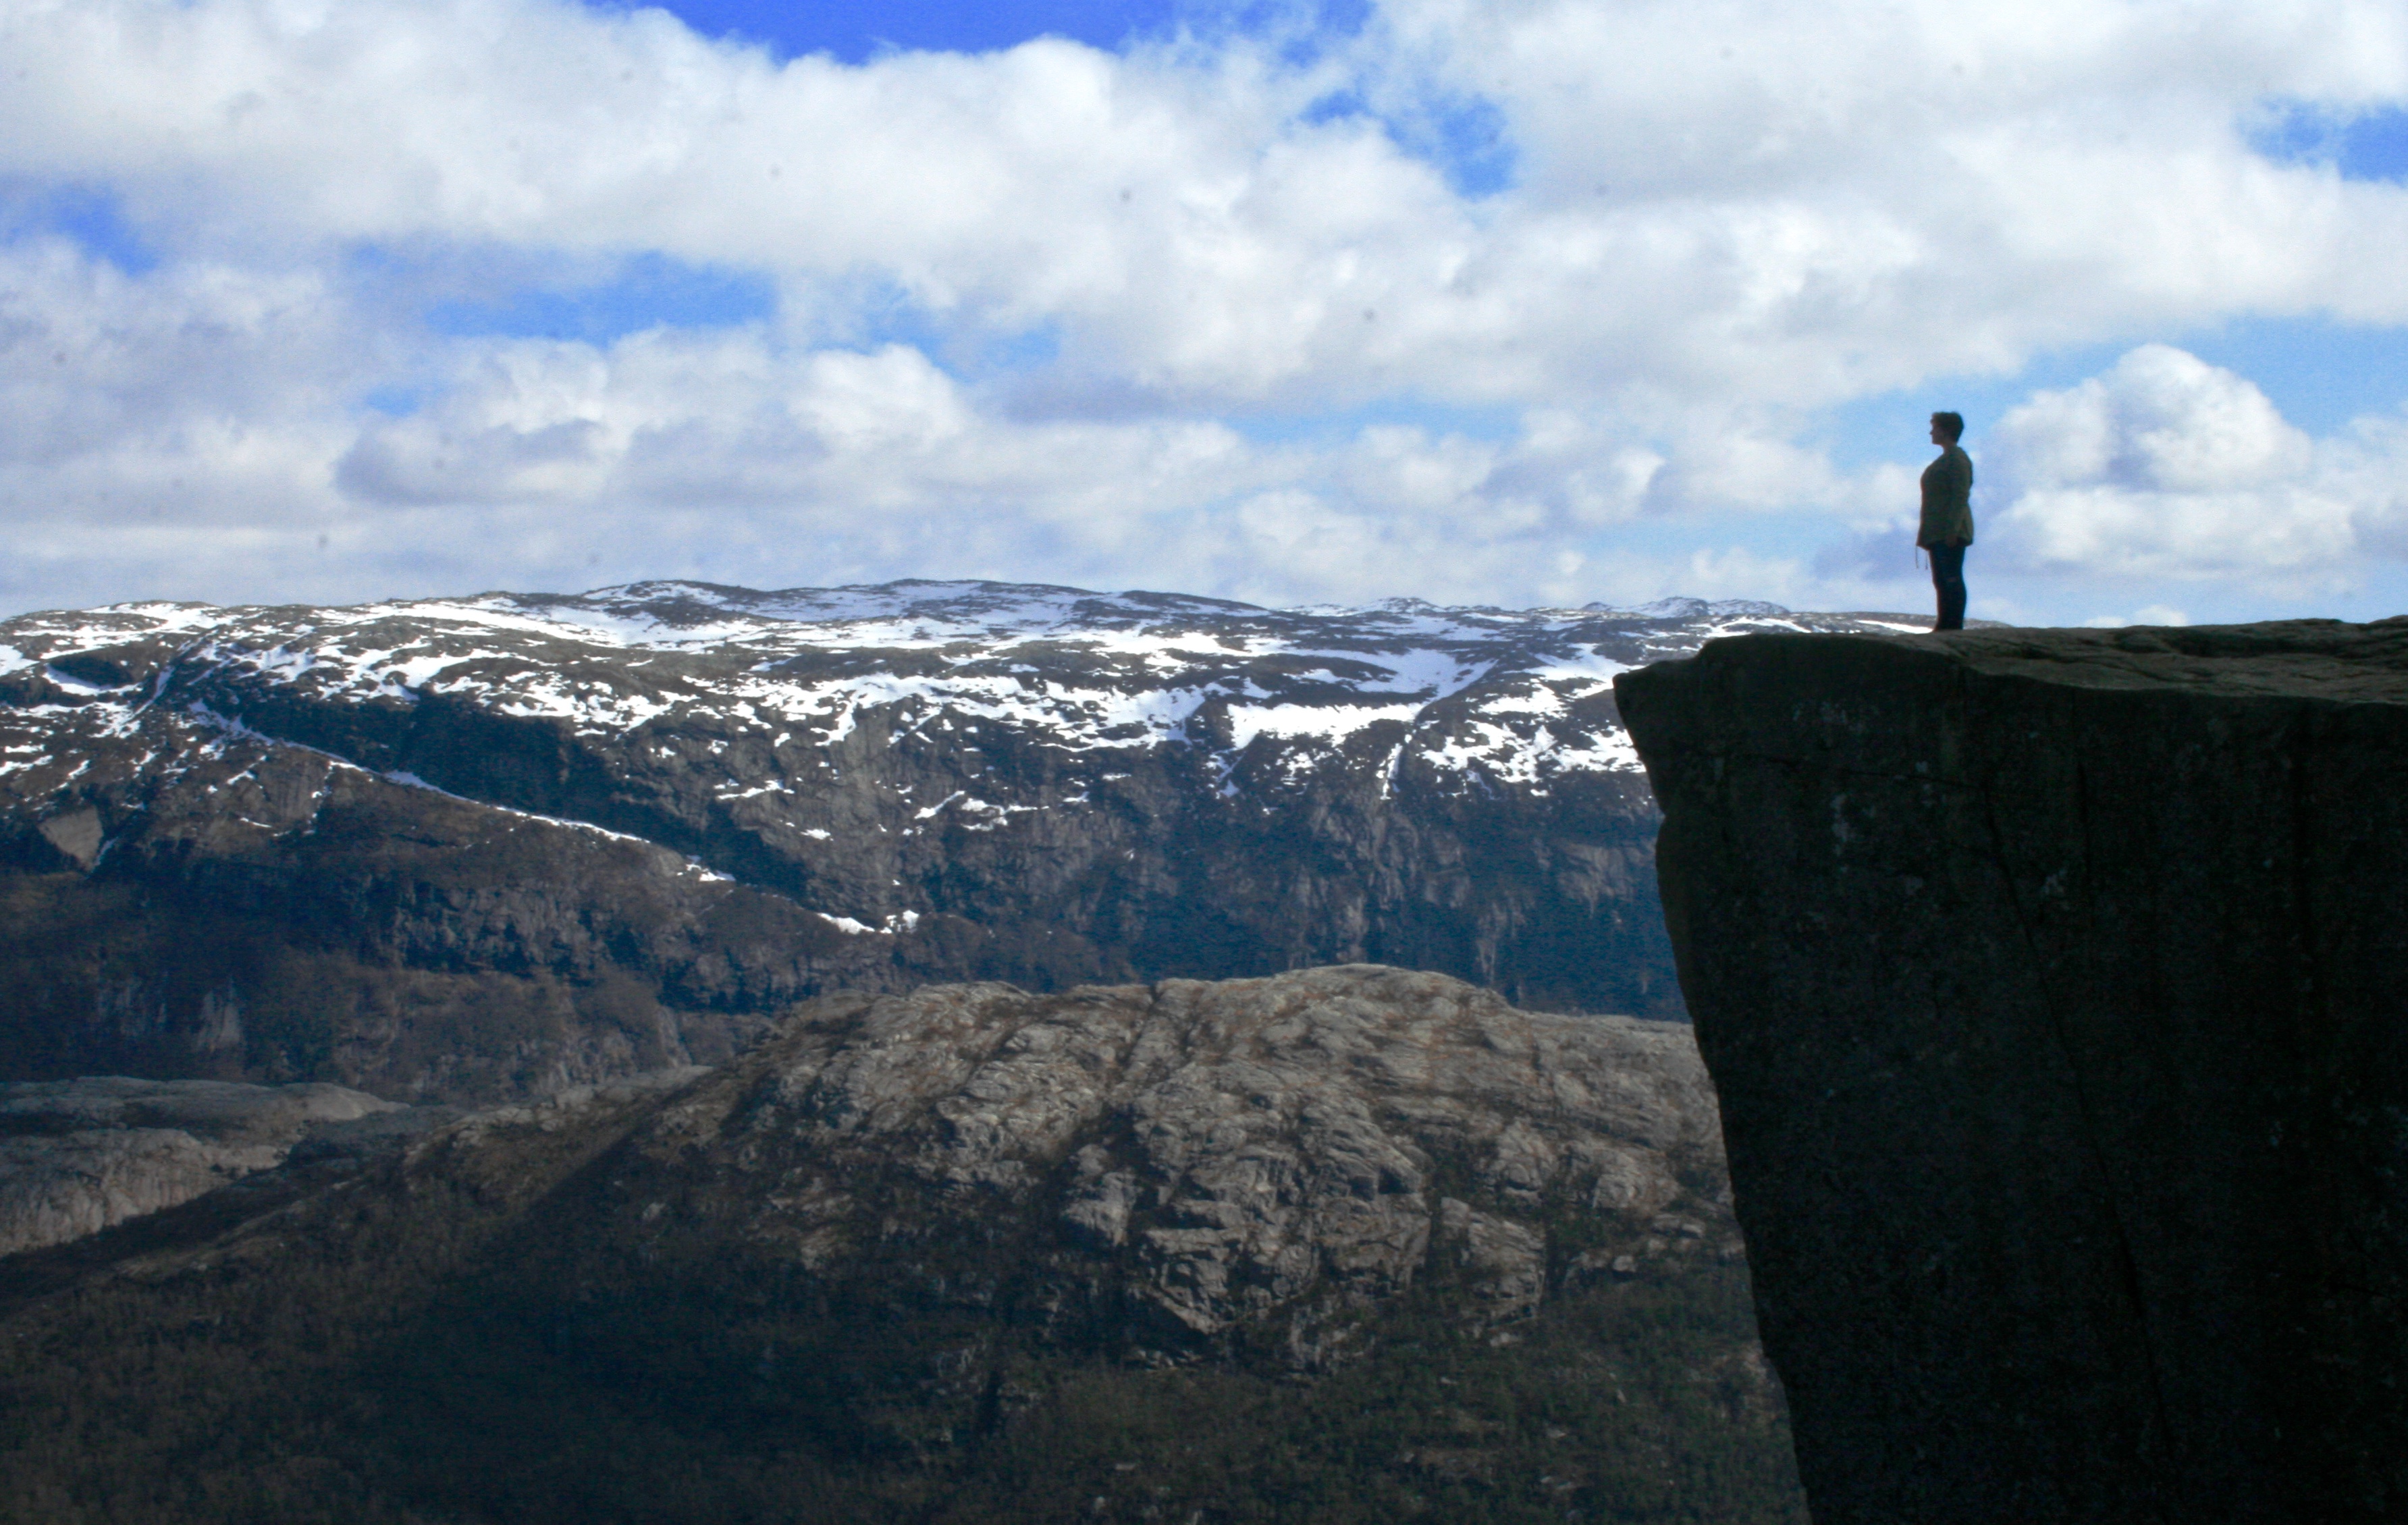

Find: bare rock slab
<box><xmin>1616</xmin><ymin>620</ymin><xmax>2408</xmax><ymax>1524</ymax></box>
<box><xmin>0</xmin><ymin>1077</ymin><xmax>400</xmax><ymax>1255</ymax></box>
<box><xmin>603</xmin><ymin>964</ymin><xmax>1730</xmax><ymax>1362</ymax></box>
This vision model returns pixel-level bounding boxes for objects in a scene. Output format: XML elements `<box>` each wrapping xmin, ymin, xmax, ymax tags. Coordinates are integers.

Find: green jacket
<box><xmin>1918</xmin><ymin>446</ymin><xmax>1974</xmax><ymax>547</ymax></box>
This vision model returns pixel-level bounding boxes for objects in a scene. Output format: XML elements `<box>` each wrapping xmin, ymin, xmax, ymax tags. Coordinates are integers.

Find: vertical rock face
<box><xmin>1615</xmin><ymin>622</ymin><xmax>2408</xmax><ymax>1525</ymax></box>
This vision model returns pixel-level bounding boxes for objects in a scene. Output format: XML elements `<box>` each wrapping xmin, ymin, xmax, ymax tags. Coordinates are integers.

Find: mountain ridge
<box><xmin>2</xmin><ymin>579</ymin><xmax>1933</xmax><ymax>1102</ymax></box>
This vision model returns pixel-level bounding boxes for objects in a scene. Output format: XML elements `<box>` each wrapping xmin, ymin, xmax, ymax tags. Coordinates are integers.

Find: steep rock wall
<box><xmin>1615</xmin><ymin>622</ymin><xmax>2408</xmax><ymax>1525</ymax></box>
<box><xmin>0</xmin><ymin>726</ymin><xmax>879</xmax><ymax>1099</ymax></box>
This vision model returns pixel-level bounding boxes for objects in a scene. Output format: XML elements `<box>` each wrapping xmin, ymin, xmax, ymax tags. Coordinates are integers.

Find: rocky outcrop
<box><xmin>0</xmin><ymin>967</ymin><xmax>1804</xmax><ymax>1524</ymax></box>
<box><xmin>0</xmin><ymin>967</ymin><xmax>1736</xmax><ymax>1328</ymax></box>
<box><xmin>1615</xmin><ymin>621</ymin><xmax>2408</xmax><ymax>1525</ymax></box>
<box><xmin>558</xmin><ymin>963</ymin><xmax>1735</xmax><ymax>1362</ymax></box>
<box><xmin>0</xmin><ymin>1075</ymin><xmax>404</xmax><ymax>1254</ymax></box>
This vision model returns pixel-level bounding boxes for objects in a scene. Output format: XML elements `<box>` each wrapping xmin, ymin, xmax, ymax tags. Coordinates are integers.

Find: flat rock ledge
<box><xmin>1617</xmin><ymin>620</ymin><xmax>2408</xmax><ymax>1525</ymax></box>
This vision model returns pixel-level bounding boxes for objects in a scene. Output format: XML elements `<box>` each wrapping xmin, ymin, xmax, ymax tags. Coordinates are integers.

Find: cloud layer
<box><xmin>2</xmin><ymin>0</ymin><xmax>2406</xmax><ymax>618</ymax></box>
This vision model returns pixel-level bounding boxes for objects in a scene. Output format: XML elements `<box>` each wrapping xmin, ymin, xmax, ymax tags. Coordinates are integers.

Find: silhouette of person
<box><xmin>1919</xmin><ymin>411</ymin><xmax>1973</xmax><ymax>631</ymax></box>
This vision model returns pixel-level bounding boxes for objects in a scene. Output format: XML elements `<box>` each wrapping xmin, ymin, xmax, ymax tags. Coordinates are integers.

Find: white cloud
<box><xmin>2083</xmin><ymin>605</ymin><xmax>2193</xmax><ymax>628</ymax></box>
<box><xmin>1982</xmin><ymin>344</ymin><xmax>2392</xmax><ymax>586</ymax></box>
<box><xmin>0</xmin><ymin>236</ymin><xmax>354</xmax><ymax>520</ymax></box>
<box><xmin>2</xmin><ymin>0</ymin><xmax>2408</xmax><ymax>618</ymax></box>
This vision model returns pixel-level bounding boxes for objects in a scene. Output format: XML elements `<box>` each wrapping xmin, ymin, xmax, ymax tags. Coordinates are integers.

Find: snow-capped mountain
<box><xmin>0</xmin><ymin>580</ymin><xmax>1930</xmax><ymax>1100</ymax></box>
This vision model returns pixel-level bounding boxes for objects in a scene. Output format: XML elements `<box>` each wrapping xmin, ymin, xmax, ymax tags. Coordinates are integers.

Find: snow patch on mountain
<box><xmin>0</xmin><ymin>580</ymin><xmax>1937</xmax><ymax>834</ymax></box>
<box><xmin>1224</xmin><ymin>702</ymin><xmax>1423</xmax><ymax>749</ymax></box>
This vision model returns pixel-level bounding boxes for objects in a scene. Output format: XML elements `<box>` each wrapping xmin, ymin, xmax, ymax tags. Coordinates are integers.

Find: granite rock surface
<box><xmin>588</xmin><ymin>963</ymin><xmax>1732</xmax><ymax>1360</ymax></box>
<box><xmin>1</xmin><ymin>967</ymin><xmax>1736</xmax><ymax>1354</ymax></box>
<box><xmin>0</xmin><ymin>1075</ymin><xmax>401</xmax><ymax>1254</ymax></box>
<box><xmin>0</xmin><ymin>968</ymin><xmax>1804</xmax><ymax>1524</ymax></box>
<box><xmin>1617</xmin><ymin>620</ymin><xmax>2408</xmax><ymax>1525</ymax></box>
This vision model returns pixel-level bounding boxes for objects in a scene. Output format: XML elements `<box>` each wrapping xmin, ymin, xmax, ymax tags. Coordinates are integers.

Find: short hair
<box><xmin>1931</xmin><ymin>411</ymin><xmax>1965</xmax><ymax>442</ymax></box>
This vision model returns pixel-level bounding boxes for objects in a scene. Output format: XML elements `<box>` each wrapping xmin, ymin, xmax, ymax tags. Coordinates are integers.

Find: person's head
<box><xmin>1930</xmin><ymin>411</ymin><xmax>1964</xmax><ymax>446</ymax></box>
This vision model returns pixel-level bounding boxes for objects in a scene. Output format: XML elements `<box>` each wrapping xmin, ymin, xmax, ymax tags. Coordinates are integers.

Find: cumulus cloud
<box><xmin>2083</xmin><ymin>605</ymin><xmax>2193</xmax><ymax>628</ymax></box>
<box><xmin>1</xmin><ymin>0</ymin><xmax>2407</xmax><ymax>616</ymax></box>
<box><xmin>0</xmin><ymin>236</ymin><xmax>357</xmax><ymax>525</ymax></box>
<box><xmin>1981</xmin><ymin>344</ymin><xmax>2399</xmax><ymax>587</ymax></box>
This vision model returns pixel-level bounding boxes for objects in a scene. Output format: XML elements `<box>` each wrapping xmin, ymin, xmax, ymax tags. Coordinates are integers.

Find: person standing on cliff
<box><xmin>1919</xmin><ymin>410</ymin><xmax>1975</xmax><ymax>631</ymax></box>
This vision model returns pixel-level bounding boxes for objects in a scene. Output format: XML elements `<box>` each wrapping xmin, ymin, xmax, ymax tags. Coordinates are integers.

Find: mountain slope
<box><xmin>1</xmin><ymin>580</ymin><xmax>1926</xmax><ymax>1100</ymax></box>
<box><xmin>0</xmin><ymin>967</ymin><xmax>1805</xmax><ymax>1525</ymax></box>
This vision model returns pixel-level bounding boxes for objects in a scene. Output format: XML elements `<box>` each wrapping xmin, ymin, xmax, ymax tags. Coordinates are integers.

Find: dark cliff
<box><xmin>1615</xmin><ymin>621</ymin><xmax>2408</xmax><ymax>1525</ymax></box>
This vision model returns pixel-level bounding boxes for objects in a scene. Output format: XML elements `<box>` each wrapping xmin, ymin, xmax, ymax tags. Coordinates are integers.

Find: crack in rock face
<box><xmin>599</xmin><ymin>964</ymin><xmax>1730</xmax><ymax>1366</ymax></box>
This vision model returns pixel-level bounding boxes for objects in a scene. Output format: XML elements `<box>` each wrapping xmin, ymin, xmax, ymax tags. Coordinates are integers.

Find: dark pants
<box><xmin>1928</xmin><ymin>543</ymin><xmax>1967</xmax><ymax>631</ymax></box>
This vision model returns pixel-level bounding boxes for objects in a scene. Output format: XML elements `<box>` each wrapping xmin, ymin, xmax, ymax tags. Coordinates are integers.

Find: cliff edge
<box><xmin>1614</xmin><ymin>621</ymin><xmax>2408</xmax><ymax>1524</ymax></box>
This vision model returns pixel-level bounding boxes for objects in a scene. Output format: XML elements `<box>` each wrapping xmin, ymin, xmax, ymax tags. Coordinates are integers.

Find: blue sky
<box><xmin>619</xmin><ymin>0</ymin><xmax>1191</xmax><ymax>61</ymax></box>
<box><xmin>3</xmin><ymin>0</ymin><xmax>2406</xmax><ymax>626</ymax></box>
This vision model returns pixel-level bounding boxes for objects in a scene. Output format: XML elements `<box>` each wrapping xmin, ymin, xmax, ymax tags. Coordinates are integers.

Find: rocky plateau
<box><xmin>585</xmin><ymin>962</ymin><xmax>1736</xmax><ymax>1360</ymax></box>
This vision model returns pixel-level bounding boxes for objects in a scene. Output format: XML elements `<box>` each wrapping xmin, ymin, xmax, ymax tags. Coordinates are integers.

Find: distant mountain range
<box><xmin>0</xmin><ymin>580</ymin><xmax>1931</xmax><ymax>1101</ymax></box>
